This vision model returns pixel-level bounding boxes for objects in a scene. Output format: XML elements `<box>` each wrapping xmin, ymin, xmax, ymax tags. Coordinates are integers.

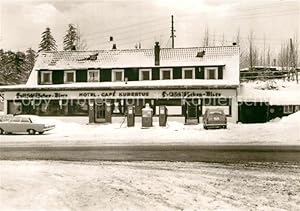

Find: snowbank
<box><xmin>0</xmin><ymin>112</ymin><xmax>299</xmax><ymax>146</ymax></box>
<box><xmin>239</xmin><ymin>80</ymin><xmax>300</xmax><ymax>105</ymax></box>
<box><xmin>278</xmin><ymin>111</ymin><xmax>300</xmax><ymax>123</ymax></box>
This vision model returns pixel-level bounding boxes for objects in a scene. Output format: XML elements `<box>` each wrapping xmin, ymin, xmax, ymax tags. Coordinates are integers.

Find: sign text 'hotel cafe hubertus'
<box><xmin>11</xmin><ymin>89</ymin><xmax>235</xmax><ymax>100</ymax></box>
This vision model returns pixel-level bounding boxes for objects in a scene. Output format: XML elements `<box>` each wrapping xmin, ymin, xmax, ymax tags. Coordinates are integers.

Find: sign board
<box><xmin>4</xmin><ymin>89</ymin><xmax>236</xmax><ymax>100</ymax></box>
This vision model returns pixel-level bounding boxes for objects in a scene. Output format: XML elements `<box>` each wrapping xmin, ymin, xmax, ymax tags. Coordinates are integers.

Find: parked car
<box><xmin>0</xmin><ymin>114</ymin><xmax>13</xmax><ymax>122</ymax></box>
<box><xmin>0</xmin><ymin>115</ymin><xmax>55</xmax><ymax>135</ymax></box>
<box><xmin>203</xmin><ymin>109</ymin><xmax>227</xmax><ymax>129</ymax></box>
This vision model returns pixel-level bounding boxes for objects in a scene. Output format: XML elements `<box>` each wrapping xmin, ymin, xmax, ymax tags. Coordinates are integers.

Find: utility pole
<box><xmin>170</xmin><ymin>15</ymin><xmax>175</xmax><ymax>48</ymax></box>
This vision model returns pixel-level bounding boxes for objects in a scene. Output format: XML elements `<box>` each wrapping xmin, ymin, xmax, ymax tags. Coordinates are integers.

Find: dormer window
<box><xmin>88</xmin><ymin>69</ymin><xmax>99</xmax><ymax>82</ymax></box>
<box><xmin>41</xmin><ymin>71</ymin><xmax>52</xmax><ymax>84</ymax></box>
<box><xmin>64</xmin><ymin>70</ymin><xmax>76</xmax><ymax>83</ymax></box>
<box><xmin>205</xmin><ymin>67</ymin><xmax>218</xmax><ymax>80</ymax></box>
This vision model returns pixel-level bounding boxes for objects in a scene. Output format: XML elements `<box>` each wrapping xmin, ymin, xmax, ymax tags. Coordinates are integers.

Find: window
<box><xmin>41</xmin><ymin>71</ymin><xmax>52</xmax><ymax>84</ymax></box>
<box><xmin>183</xmin><ymin>68</ymin><xmax>195</xmax><ymax>79</ymax></box>
<box><xmin>139</xmin><ymin>69</ymin><xmax>152</xmax><ymax>81</ymax></box>
<box><xmin>112</xmin><ymin>100</ymin><xmax>124</xmax><ymax>114</ymax></box>
<box><xmin>283</xmin><ymin>105</ymin><xmax>293</xmax><ymax>114</ymax></box>
<box><xmin>205</xmin><ymin>67</ymin><xmax>218</xmax><ymax>79</ymax></box>
<box><xmin>64</xmin><ymin>70</ymin><xmax>76</xmax><ymax>83</ymax></box>
<box><xmin>112</xmin><ymin>69</ymin><xmax>124</xmax><ymax>82</ymax></box>
<box><xmin>21</xmin><ymin>118</ymin><xmax>31</xmax><ymax>123</ymax></box>
<box><xmin>160</xmin><ymin>68</ymin><xmax>173</xmax><ymax>80</ymax></box>
<box><xmin>295</xmin><ymin>105</ymin><xmax>300</xmax><ymax>112</ymax></box>
<box><xmin>88</xmin><ymin>70</ymin><xmax>99</xmax><ymax>82</ymax></box>
<box><xmin>10</xmin><ymin>117</ymin><xmax>21</xmax><ymax>122</ymax></box>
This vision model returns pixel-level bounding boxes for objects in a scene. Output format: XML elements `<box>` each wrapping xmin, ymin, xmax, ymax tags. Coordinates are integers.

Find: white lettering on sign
<box><xmin>162</xmin><ymin>91</ymin><xmax>221</xmax><ymax>98</ymax></box>
<box><xmin>15</xmin><ymin>92</ymin><xmax>68</xmax><ymax>99</ymax></box>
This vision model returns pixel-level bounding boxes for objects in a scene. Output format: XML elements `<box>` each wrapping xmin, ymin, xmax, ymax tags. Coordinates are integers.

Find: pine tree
<box><xmin>38</xmin><ymin>27</ymin><xmax>57</xmax><ymax>52</ymax></box>
<box><xmin>14</xmin><ymin>51</ymin><xmax>27</xmax><ymax>83</ymax></box>
<box><xmin>63</xmin><ymin>24</ymin><xmax>78</xmax><ymax>51</ymax></box>
<box><xmin>0</xmin><ymin>49</ymin><xmax>36</xmax><ymax>85</ymax></box>
<box><xmin>24</xmin><ymin>48</ymin><xmax>36</xmax><ymax>83</ymax></box>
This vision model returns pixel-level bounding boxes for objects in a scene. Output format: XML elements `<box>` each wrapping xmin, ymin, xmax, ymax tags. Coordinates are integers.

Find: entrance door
<box><xmin>95</xmin><ymin>104</ymin><xmax>106</xmax><ymax>123</ymax></box>
<box><xmin>185</xmin><ymin>100</ymin><xmax>199</xmax><ymax>124</ymax></box>
<box><xmin>187</xmin><ymin>104</ymin><xmax>198</xmax><ymax>119</ymax></box>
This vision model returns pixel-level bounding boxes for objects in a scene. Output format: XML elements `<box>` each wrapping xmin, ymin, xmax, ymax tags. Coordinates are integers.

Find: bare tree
<box><xmin>76</xmin><ymin>25</ymin><xmax>88</xmax><ymax>50</ymax></box>
<box><xmin>248</xmin><ymin>30</ymin><xmax>254</xmax><ymax>71</ymax></box>
<box><xmin>203</xmin><ymin>26</ymin><xmax>209</xmax><ymax>47</ymax></box>
<box><xmin>236</xmin><ymin>28</ymin><xmax>240</xmax><ymax>45</ymax></box>
<box><xmin>290</xmin><ymin>38</ymin><xmax>298</xmax><ymax>83</ymax></box>
<box><xmin>221</xmin><ymin>33</ymin><xmax>225</xmax><ymax>46</ymax></box>
<box><xmin>267</xmin><ymin>45</ymin><xmax>271</xmax><ymax>67</ymax></box>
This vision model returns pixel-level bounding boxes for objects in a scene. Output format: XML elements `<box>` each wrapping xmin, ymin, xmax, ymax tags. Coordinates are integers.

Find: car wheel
<box><xmin>224</xmin><ymin>125</ymin><xmax>227</xmax><ymax>129</ymax></box>
<box><xmin>0</xmin><ymin>128</ymin><xmax>4</xmax><ymax>135</ymax></box>
<box><xmin>38</xmin><ymin>132</ymin><xmax>44</xmax><ymax>135</ymax></box>
<box><xmin>28</xmin><ymin>129</ymin><xmax>36</xmax><ymax>135</ymax></box>
<box><xmin>204</xmin><ymin>126</ymin><xmax>207</xmax><ymax>130</ymax></box>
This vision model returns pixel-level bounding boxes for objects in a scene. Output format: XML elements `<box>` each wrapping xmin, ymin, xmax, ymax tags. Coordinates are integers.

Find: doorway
<box><xmin>95</xmin><ymin>103</ymin><xmax>106</xmax><ymax>123</ymax></box>
<box><xmin>185</xmin><ymin>99</ymin><xmax>200</xmax><ymax>124</ymax></box>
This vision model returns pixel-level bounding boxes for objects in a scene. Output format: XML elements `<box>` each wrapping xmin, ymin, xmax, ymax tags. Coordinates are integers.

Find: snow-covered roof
<box><xmin>238</xmin><ymin>81</ymin><xmax>300</xmax><ymax>105</ymax></box>
<box><xmin>0</xmin><ymin>79</ymin><xmax>238</xmax><ymax>91</ymax></box>
<box><xmin>34</xmin><ymin>46</ymin><xmax>239</xmax><ymax>70</ymax></box>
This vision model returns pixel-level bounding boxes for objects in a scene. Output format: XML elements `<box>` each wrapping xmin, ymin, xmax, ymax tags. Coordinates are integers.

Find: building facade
<box><xmin>0</xmin><ymin>43</ymin><xmax>240</xmax><ymax>124</ymax></box>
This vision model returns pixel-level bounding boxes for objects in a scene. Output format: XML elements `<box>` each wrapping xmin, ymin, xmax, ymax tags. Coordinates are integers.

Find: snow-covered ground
<box><xmin>0</xmin><ymin>160</ymin><xmax>299</xmax><ymax>210</ymax></box>
<box><xmin>239</xmin><ymin>79</ymin><xmax>300</xmax><ymax>105</ymax></box>
<box><xmin>0</xmin><ymin>112</ymin><xmax>299</xmax><ymax>146</ymax></box>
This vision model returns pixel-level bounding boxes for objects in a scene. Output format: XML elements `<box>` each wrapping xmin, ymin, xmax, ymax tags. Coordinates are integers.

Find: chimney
<box><xmin>154</xmin><ymin>42</ymin><xmax>160</xmax><ymax>66</ymax></box>
<box><xmin>112</xmin><ymin>44</ymin><xmax>117</xmax><ymax>50</ymax></box>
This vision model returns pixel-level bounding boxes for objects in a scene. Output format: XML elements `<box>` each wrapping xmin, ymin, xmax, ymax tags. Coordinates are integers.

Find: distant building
<box><xmin>0</xmin><ymin>43</ymin><xmax>240</xmax><ymax>124</ymax></box>
<box><xmin>238</xmin><ymin>82</ymin><xmax>300</xmax><ymax>123</ymax></box>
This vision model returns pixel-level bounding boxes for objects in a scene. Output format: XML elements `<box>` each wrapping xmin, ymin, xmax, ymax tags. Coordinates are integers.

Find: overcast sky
<box><xmin>0</xmin><ymin>0</ymin><xmax>299</xmax><ymax>54</ymax></box>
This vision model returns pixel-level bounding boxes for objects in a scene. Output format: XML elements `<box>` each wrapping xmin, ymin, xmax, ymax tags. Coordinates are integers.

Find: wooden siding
<box><xmin>38</xmin><ymin>66</ymin><xmax>225</xmax><ymax>84</ymax></box>
<box><xmin>100</xmin><ymin>69</ymin><xmax>112</xmax><ymax>82</ymax></box>
<box><xmin>52</xmin><ymin>71</ymin><xmax>64</xmax><ymax>84</ymax></box>
<box><xmin>76</xmin><ymin>70</ymin><xmax>87</xmax><ymax>82</ymax></box>
<box><xmin>173</xmin><ymin>67</ymin><xmax>182</xmax><ymax>79</ymax></box>
<box><xmin>196</xmin><ymin>67</ymin><xmax>204</xmax><ymax>79</ymax></box>
<box><xmin>125</xmin><ymin>68</ymin><xmax>139</xmax><ymax>81</ymax></box>
<box><xmin>152</xmin><ymin>68</ymin><xmax>160</xmax><ymax>80</ymax></box>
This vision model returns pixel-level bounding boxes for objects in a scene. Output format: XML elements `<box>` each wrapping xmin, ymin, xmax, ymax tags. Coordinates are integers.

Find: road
<box><xmin>1</xmin><ymin>144</ymin><xmax>300</xmax><ymax>163</ymax></box>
